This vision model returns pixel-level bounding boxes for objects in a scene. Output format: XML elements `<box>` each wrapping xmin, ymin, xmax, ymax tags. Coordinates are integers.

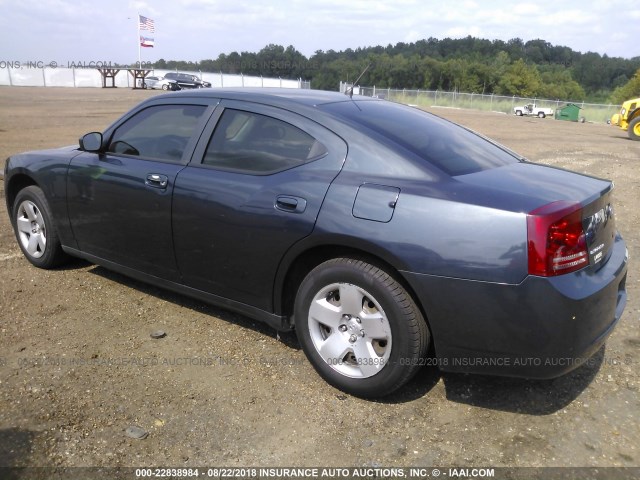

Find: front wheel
<box><xmin>162</xmin><ymin>84</ymin><xmax>169</xmax><ymax>90</ymax></box>
<box><xmin>629</xmin><ymin>116</ymin><xmax>640</xmax><ymax>141</ymax></box>
<box><xmin>294</xmin><ymin>258</ymin><xmax>430</xmax><ymax>397</ymax></box>
<box><xmin>12</xmin><ymin>186</ymin><xmax>68</xmax><ymax>268</ymax></box>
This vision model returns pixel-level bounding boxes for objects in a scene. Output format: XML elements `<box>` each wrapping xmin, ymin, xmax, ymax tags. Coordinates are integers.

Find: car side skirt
<box><xmin>62</xmin><ymin>246</ymin><xmax>292</xmax><ymax>332</ymax></box>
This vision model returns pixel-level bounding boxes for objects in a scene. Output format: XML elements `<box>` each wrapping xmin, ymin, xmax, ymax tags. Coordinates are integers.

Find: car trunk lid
<box><xmin>457</xmin><ymin>162</ymin><xmax>617</xmax><ymax>273</ymax></box>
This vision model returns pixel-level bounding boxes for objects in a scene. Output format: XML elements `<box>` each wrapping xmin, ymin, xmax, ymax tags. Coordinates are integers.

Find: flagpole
<box><xmin>137</xmin><ymin>13</ymin><xmax>141</xmax><ymax>68</ymax></box>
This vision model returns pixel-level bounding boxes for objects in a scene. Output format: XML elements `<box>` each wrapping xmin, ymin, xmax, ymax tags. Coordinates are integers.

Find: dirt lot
<box><xmin>0</xmin><ymin>87</ymin><xmax>638</xmax><ymax>472</ymax></box>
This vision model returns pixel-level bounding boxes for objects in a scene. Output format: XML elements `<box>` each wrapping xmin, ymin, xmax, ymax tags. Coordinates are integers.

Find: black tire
<box><xmin>629</xmin><ymin>116</ymin><xmax>640</xmax><ymax>141</ymax></box>
<box><xmin>162</xmin><ymin>84</ymin><xmax>169</xmax><ymax>91</ymax></box>
<box><xmin>12</xmin><ymin>186</ymin><xmax>68</xmax><ymax>269</ymax></box>
<box><xmin>515</xmin><ymin>110</ymin><xmax>523</xmax><ymax>116</ymax></box>
<box><xmin>294</xmin><ymin>258</ymin><xmax>430</xmax><ymax>398</ymax></box>
<box><xmin>538</xmin><ymin>112</ymin><xmax>545</xmax><ymax>118</ymax></box>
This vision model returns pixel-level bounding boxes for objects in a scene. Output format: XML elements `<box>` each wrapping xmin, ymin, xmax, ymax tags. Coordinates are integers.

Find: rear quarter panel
<box><xmin>314</xmin><ymin>168</ymin><xmax>528</xmax><ymax>285</ymax></box>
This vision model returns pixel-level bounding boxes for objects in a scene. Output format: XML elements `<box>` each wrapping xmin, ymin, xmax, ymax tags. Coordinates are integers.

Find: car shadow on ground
<box><xmin>373</xmin><ymin>347</ymin><xmax>604</xmax><ymax>411</ymax></box>
<box><xmin>87</xmin><ymin>265</ymin><xmax>301</xmax><ymax>350</ymax></box>
<box><xmin>440</xmin><ymin>346</ymin><xmax>605</xmax><ymax>415</ymax></box>
<box><xmin>0</xmin><ymin>427</ymin><xmax>37</xmax><ymax>469</ymax></box>
<box><xmin>84</xmin><ymin>264</ymin><xmax>603</xmax><ymax>412</ymax></box>
<box><xmin>53</xmin><ymin>256</ymin><xmax>92</xmax><ymax>271</ymax></box>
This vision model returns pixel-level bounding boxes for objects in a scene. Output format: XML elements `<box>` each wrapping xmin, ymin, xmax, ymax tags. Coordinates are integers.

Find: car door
<box><xmin>172</xmin><ymin>100</ymin><xmax>348</xmax><ymax>311</ymax></box>
<box><xmin>67</xmin><ymin>99</ymin><xmax>217</xmax><ymax>280</ymax></box>
<box><xmin>177</xmin><ymin>74</ymin><xmax>193</xmax><ymax>89</ymax></box>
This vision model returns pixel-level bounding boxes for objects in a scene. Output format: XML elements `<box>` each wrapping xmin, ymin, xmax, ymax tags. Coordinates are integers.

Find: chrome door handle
<box><xmin>145</xmin><ymin>174</ymin><xmax>168</xmax><ymax>189</ymax></box>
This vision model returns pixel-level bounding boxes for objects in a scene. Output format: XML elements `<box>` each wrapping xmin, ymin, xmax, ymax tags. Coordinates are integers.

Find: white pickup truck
<box><xmin>513</xmin><ymin>103</ymin><xmax>554</xmax><ymax>118</ymax></box>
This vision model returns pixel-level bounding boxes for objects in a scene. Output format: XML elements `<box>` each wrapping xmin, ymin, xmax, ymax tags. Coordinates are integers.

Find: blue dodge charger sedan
<box><xmin>3</xmin><ymin>88</ymin><xmax>628</xmax><ymax>397</ymax></box>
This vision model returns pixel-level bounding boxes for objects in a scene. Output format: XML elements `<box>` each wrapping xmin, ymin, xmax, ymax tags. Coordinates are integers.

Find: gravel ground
<box><xmin>0</xmin><ymin>87</ymin><xmax>638</xmax><ymax>474</ymax></box>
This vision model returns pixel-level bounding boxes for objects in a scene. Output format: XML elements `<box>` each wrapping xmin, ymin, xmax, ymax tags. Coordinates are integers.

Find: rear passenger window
<box><xmin>321</xmin><ymin>100</ymin><xmax>519</xmax><ymax>176</ymax></box>
<box><xmin>108</xmin><ymin>105</ymin><xmax>207</xmax><ymax>162</ymax></box>
<box><xmin>202</xmin><ymin>109</ymin><xmax>328</xmax><ymax>175</ymax></box>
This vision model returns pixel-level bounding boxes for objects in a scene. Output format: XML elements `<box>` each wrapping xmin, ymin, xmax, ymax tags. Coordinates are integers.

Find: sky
<box><xmin>0</xmin><ymin>0</ymin><xmax>638</xmax><ymax>66</ymax></box>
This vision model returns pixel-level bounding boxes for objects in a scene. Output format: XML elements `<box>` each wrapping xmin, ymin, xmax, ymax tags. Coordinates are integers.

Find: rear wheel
<box><xmin>538</xmin><ymin>112</ymin><xmax>546</xmax><ymax>118</ymax></box>
<box><xmin>515</xmin><ymin>110</ymin><xmax>523</xmax><ymax>116</ymax></box>
<box><xmin>12</xmin><ymin>186</ymin><xmax>68</xmax><ymax>269</ymax></box>
<box><xmin>629</xmin><ymin>116</ymin><xmax>640</xmax><ymax>141</ymax></box>
<box><xmin>294</xmin><ymin>258</ymin><xmax>430</xmax><ymax>397</ymax></box>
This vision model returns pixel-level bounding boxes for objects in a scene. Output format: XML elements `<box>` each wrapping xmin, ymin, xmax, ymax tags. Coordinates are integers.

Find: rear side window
<box><xmin>108</xmin><ymin>104</ymin><xmax>207</xmax><ymax>162</ymax></box>
<box><xmin>321</xmin><ymin>100</ymin><xmax>518</xmax><ymax>176</ymax></box>
<box><xmin>202</xmin><ymin>108</ymin><xmax>328</xmax><ymax>175</ymax></box>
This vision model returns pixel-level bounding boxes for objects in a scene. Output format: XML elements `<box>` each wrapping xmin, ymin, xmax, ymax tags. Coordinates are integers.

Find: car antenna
<box><xmin>345</xmin><ymin>63</ymin><xmax>371</xmax><ymax>98</ymax></box>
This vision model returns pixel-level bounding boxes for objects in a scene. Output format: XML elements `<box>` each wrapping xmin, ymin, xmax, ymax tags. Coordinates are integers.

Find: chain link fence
<box><xmin>354</xmin><ymin>85</ymin><xmax>618</xmax><ymax>124</ymax></box>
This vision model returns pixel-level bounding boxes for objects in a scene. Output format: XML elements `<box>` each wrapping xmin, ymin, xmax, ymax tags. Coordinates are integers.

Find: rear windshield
<box><xmin>320</xmin><ymin>100</ymin><xmax>519</xmax><ymax>176</ymax></box>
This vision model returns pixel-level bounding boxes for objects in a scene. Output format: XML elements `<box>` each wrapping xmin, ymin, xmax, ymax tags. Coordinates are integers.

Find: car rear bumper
<box><xmin>402</xmin><ymin>233</ymin><xmax>629</xmax><ymax>379</ymax></box>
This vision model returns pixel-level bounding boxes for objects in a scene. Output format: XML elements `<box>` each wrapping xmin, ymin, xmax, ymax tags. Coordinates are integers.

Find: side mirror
<box><xmin>79</xmin><ymin>132</ymin><xmax>103</xmax><ymax>152</ymax></box>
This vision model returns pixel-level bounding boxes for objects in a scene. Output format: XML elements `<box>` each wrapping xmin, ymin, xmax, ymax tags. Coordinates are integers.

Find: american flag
<box><xmin>139</xmin><ymin>15</ymin><xmax>155</xmax><ymax>33</ymax></box>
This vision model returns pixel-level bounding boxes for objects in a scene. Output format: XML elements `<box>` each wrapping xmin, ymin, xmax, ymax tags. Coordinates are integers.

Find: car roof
<box><xmin>159</xmin><ymin>87</ymin><xmax>376</xmax><ymax>108</ymax></box>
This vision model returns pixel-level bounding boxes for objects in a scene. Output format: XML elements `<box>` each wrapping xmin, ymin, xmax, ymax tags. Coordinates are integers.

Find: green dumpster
<box><xmin>555</xmin><ymin>103</ymin><xmax>582</xmax><ymax>122</ymax></box>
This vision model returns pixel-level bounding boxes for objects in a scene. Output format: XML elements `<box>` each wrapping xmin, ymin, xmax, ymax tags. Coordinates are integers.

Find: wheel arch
<box><xmin>5</xmin><ymin>173</ymin><xmax>39</xmax><ymax>221</ymax></box>
<box><xmin>628</xmin><ymin>107</ymin><xmax>640</xmax><ymax>121</ymax></box>
<box><xmin>275</xmin><ymin>243</ymin><xmax>431</xmax><ymax>334</ymax></box>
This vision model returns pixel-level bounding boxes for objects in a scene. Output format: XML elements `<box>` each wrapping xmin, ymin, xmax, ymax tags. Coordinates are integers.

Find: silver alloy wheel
<box><xmin>16</xmin><ymin>200</ymin><xmax>46</xmax><ymax>259</ymax></box>
<box><xmin>308</xmin><ymin>282</ymin><xmax>392</xmax><ymax>378</ymax></box>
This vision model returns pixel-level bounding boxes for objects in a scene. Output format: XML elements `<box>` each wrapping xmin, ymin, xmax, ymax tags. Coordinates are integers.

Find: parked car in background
<box><xmin>163</xmin><ymin>72</ymin><xmax>211</xmax><ymax>89</ymax></box>
<box><xmin>143</xmin><ymin>76</ymin><xmax>179</xmax><ymax>91</ymax></box>
<box><xmin>513</xmin><ymin>103</ymin><xmax>554</xmax><ymax>118</ymax></box>
<box><xmin>3</xmin><ymin>89</ymin><xmax>628</xmax><ymax>398</ymax></box>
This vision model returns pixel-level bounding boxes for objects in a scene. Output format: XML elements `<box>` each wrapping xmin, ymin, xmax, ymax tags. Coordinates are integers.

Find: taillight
<box><xmin>527</xmin><ymin>201</ymin><xmax>588</xmax><ymax>276</ymax></box>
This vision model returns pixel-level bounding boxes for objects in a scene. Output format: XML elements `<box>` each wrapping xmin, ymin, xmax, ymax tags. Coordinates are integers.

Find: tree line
<box><xmin>146</xmin><ymin>37</ymin><xmax>640</xmax><ymax>103</ymax></box>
